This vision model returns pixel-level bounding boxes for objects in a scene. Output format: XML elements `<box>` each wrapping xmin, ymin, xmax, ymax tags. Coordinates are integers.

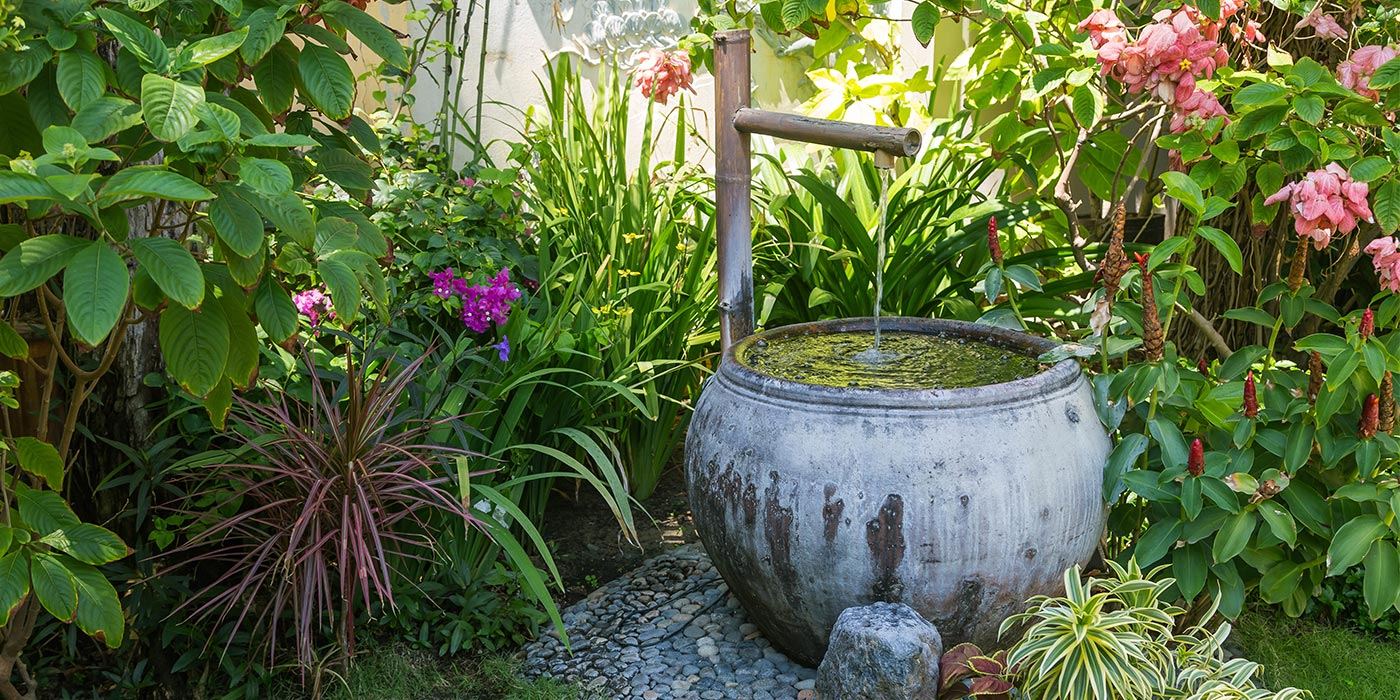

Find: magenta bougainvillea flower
<box><xmin>1295</xmin><ymin>9</ymin><xmax>1348</xmax><ymax>40</ymax></box>
<box><xmin>632</xmin><ymin>49</ymin><xmax>696</xmax><ymax>105</ymax></box>
<box><xmin>430</xmin><ymin>268</ymin><xmax>456</xmax><ymax>298</ymax></box>
<box><xmin>428</xmin><ymin>268</ymin><xmax>523</xmax><ymax>334</ymax></box>
<box><xmin>1263</xmin><ymin>164</ymin><xmax>1374</xmax><ymax>249</ymax></box>
<box><xmin>293</xmin><ymin>287</ymin><xmax>332</xmax><ymax>326</ymax></box>
<box><xmin>1337</xmin><ymin>45</ymin><xmax>1400</xmax><ymax>101</ymax></box>
<box><xmin>1364</xmin><ymin>237</ymin><xmax>1400</xmax><ymax>293</ymax></box>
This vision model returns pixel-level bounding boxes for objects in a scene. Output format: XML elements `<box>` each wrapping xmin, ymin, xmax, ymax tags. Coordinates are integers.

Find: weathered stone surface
<box><xmin>814</xmin><ymin>603</ymin><xmax>942</xmax><ymax>700</ymax></box>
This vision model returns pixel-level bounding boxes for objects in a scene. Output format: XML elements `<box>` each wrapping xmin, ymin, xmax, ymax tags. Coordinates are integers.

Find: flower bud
<box><xmin>1197</xmin><ymin>358</ymin><xmax>1209</xmax><ymax>376</ymax></box>
<box><xmin>1360</xmin><ymin>393</ymin><xmax>1380</xmax><ymax>438</ymax></box>
<box><xmin>1137</xmin><ymin>253</ymin><xmax>1163</xmax><ymax>363</ymax></box>
<box><xmin>1360</xmin><ymin>308</ymin><xmax>1375</xmax><ymax>342</ymax></box>
<box><xmin>1187</xmin><ymin>438</ymin><xmax>1204</xmax><ymax>477</ymax></box>
<box><xmin>1307</xmin><ymin>351</ymin><xmax>1323</xmax><ymax>404</ymax></box>
<box><xmin>1243</xmin><ymin>371</ymin><xmax>1259</xmax><ymax>418</ymax></box>
<box><xmin>1382</xmin><ymin>371</ymin><xmax>1395</xmax><ymax>433</ymax></box>
<box><xmin>988</xmin><ymin>216</ymin><xmax>1003</xmax><ymax>265</ymax></box>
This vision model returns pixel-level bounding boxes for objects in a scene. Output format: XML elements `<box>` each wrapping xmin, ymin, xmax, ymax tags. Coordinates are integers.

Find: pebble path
<box><xmin>521</xmin><ymin>543</ymin><xmax>818</xmax><ymax>699</ymax></box>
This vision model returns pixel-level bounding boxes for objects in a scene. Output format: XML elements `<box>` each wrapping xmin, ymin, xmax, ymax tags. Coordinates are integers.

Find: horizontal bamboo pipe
<box><xmin>732</xmin><ymin>108</ymin><xmax>922</xmax><ymax>158</ymax></box>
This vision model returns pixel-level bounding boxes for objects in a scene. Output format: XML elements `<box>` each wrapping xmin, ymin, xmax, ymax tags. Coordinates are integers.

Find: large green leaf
<box><xmin>0</xmin><ymin>553</ymin><xmax>29</xmax><ymax>626</ymax></box>
<box><xmin>0</xmin><ymin>43</ymin><xmax>48</xmax><ymax>95</ymax></box>
<box><xmin>71</xmin><ymin>97</ymin><xmax>144</xmax><ymax>142</ymax></box>
<box><xmin>1212</xmin><ymin>509</ymin><xmax>1257</xmax><ymax>563</ymax></box>
<box><xmin>30</xmin><ymin>552</ymin><xmax>77</xmax><ymax>622</ymax></box>
<box><xmin>96</xmin><ymin>9</ymin><xmax>168</xmax><ymax>72</ymax></box>
<box><xmin>67</xmin><ymin>559</ymin><xmax>123</xmax><ymax>648</ymax></box>
<box><xmin>195</xmin><ymin>102</ymin><xmax>241</xmax><ymax>142</ymax></box>
<box><xmin>0</xmin><ymin>172</ymin><xmax>61</xmax><ymax>205</ymax></box>
<box><xmin>0</xmin><ymin>235</ymin><xmax>88</xmax><ymax>296</ymax></box>
<box><xmin>1375</xmin><ymin>180</ymin><xmax>1400</xmax><ymax>234</ymax></box>
<box><xmin>237</xmin><ymin>9</ymin><xmax>286</xmax><ymax>63</ymax></box>
<box><xmin>97</xmin><ymin>166</ymin><xmax>213</xmax><ymax>208</ymax></box>
<box><xmin>910</xmin><ymin>1</ymin><xmax>939</xmax><ymax>46</ymax></box>
<box><xmin>159</xmin><ymin>301</ymin><xmax>230</xmax><ymax>397</ymax></box>
<box><xmin>0</xmin><ymin>320</ymin><xmax>28</xmax><ymax>359</ymax></box>
<box><xmin>56</xmin><ymin>52</ymin><xmax>107</xmax><ymax>112</ymax></box>
<box><xmin>237</xmin><ymin>156</ymin><xmax>293</xmax><ymax>194</ymax></box>
<box><xmin>321</xmin><ymin>0</ymin><xmax>410</xmax><ymax>71</ymax></box>
<box><xmin>131</xmin><ymin>238</ymin><xmax>204</xmax><ymax>310</ymax></box>
<box><xmin>312</xmin><ymin>148</ymin><xmax>373</xmax><ymax>193</ymax></box>
<box><xmin>13</xmin><ymin>437</ymin><xmax>63</xmax><ymax>491</ymax></box>
<box><xmin>63</xmin><ymin>242</ymin><xmax>129</xmax><ymax>346</ymax></box>
<box><xmin>1365</xmin><ymin>540</ymin><xmax>1400</xmax><ymax>618</ymax></box>
<box><xmin>209</xmin><ymin>188</ymin><xmax>266</xmax><ymax>258</ymax></box>
<box><xmin>1329</xmin><ymin>515</ymin><xmax>1388</xmax><ymax>574</ymax></box>
<box><xmin>140</xmin><ymin>74</ymin><xmax>204</xmax><ymax>142</ymax></box>
<box><xmin>252</xmin><ymin>44</ymin><xmax>297</xmax><ymax>115</ymax></box>
<box><xmin>297</xmin><ymin>45</ymin><xmax>354</xmax><ymax>120</ymax></box>
<box><xmin>40</xmin><ymin>524</ymin><xmax>127</xmax><ymax>566</ymax></box>
<box><xmin>176</xmin><ymin>27</ymin><xmax>249</xmax><ymax>69</ymax></box>
<box><xmin>317</xmin><ymin>257</ymin><xmax>360</xmax><ymax>324</ymax></box>
<box><xmin>249</xmin><ymin>190</ymin><xmax>315</xmax><ymax>248</ymax></box>
<box><xmin>253</xmin><ymin>279</ymin><xmax>297</xmax><ymax>342</ymax></box>
<box><xmin>16</xmin><ymin>487</ymin><xmax>80</xmax><ymax>535</ymax></box>
<box><xmin>214</xmin><ymin>285</ymin><xmax>258</xmax><ymax>387</ymax></box>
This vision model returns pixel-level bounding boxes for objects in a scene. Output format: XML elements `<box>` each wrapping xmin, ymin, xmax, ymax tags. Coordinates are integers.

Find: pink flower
<box><xmin>459</xmin><ymin>269</ymin><xmax>522</xmax><ymax>333</ymax></box>
<box><xmin>1171</xmin><ymin>86</ymin><xmax>1227</xmax><ymax>133</ymax></box>
<box><xmin>293</xmin><ymin>287</ymin><xmax>333</xmax><ymax>326</ymax></box>
<box><xmin>1338</xmin><ymin>45</ymin><xmax>1400</xmax><ymax>101</ymax></box>
<box><xmin>1078</xmin><ymin>9</ymin><xmax>1128</xmax><ymax>49</ymax></box>
<box><xmin>1264</xmin><ymin>163</ymin><xmax>1375</xmax><ymax>249</ymax></box>
<box><xmin>632</xmin><ymin>49</ymin><xmax>695</xmax><ymax>105</ymax></box>
<box><xmin>1365</xmin><ymin>237</ymin><xmax>1400</xmax><ymax>293</ymax></box>
<box><xmin>1231</xmin><ymin>19</ymin><xmax>1266</xmax><ymax>46</ymax></box>
<box><xmin>458</xmin><ymin>177</ymin><xmax>477</xmax><ymax>188</ymax></box>
<box><xmin>1295</xmin><ymin>10</ymin><xmax>1348</xmax><ymax>40</ymax></box>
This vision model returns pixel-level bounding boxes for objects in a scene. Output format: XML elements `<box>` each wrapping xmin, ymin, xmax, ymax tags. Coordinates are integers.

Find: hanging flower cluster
<box><xmin>1295</xmin><ymin>9</ymin><xmax>1348</xmax><ymax>40</ymax></box>
<box><xmin>1263</xmin><ymin>163</ymin><xmax>1374</xmax><ymax>249</ymax></box>
<box><xmin>1079</xmin><ymin>3</ymin><xmax>1250</xmax><ymax>136</ymax></box>
<box><xmin>1337</xmin><ymin>45</ymin><xmax>1400</xmax><ymax>101</ymax></box>
<box><xmin>293</xmin><ymin>287</ymin><xmax>333</xmax><ymax>326</ymax></box>
<box><xmin>1364</xmin><ymin>237</ymin><xmax>1400</xmax><ymax>293</ymax></box>
<box><xmin>429</xmin><ymin>268</ymin><xmax>522</xmax><ymax>334</ymax></box>
<box><xmin>632</xmin><ymin>49</ymin><xmax>695</xmax><ymax>105</ymax></box>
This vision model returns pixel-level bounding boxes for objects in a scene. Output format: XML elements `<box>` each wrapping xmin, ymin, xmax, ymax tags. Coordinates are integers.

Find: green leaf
<box><xmin>209</xmin><ymin>188</ymin><xmax>265</xmax><ymax>258</ymax></box>
<box><xmin>195</xmin><ymin>102</ymin><xmax>241</xmax><ymax>143</ymax></box>
<box><xmin>1258</xmin><ymin>501</ymin><xmax>1297</xmax><ymax>548</ymax></box>
<box><xmin>321</xmin><ymin>1</ymin><xmax>410</xmax><ymax>71</ymax></box>
<box><xmin>237</xmin><ymin>157</ymin><xmax>293</xmax><ymax>195</ymax></box>
<box><xmin>1149</xmin><ymin>417</ymin><xmax>1190</xmax><ymax>470</ymax></box>
<box><xmin>214</xmin><ymin>285</ymin><xmax>258</xmax><ymax>388</ymax></box>
<box><xmin>1071</xmin><ymin>85</ymin><xmax>1103</xmax><ymax>128</ymax></box>
<box><xmin>314</xmin><ymin>217</ymin><xmax>358</xmax><ymax>259</ymax></box>
<box><xmin>203</xmin><ymin>378</ymin><xmax>233</xmax><ymax>429</ymax></box>
<box><xmin>30</xmin><ymin>552</ymin><xmax>77</xmax><ymax>622</ymax></box>
<box><xmin>1212</xmin><ymin>510</ymin><xmax>1256</xmax><ymax>563</ymax></box>
<box><xmin>56</xmin><ymin>52</ymin><xmax>106</xmax><ymax>113</ymax></box>
<box><xmin>0</xmin><ymin>43</ymin><xmax>48</xmax><ymax>95</ymax></box>
<box><xmin>252</xmin><ymin>44</ymin><xmax>297</xmax><ymax>115</ymax></box>
<box><xmin>0</xmin><ymin>553</ymin><xmax>29</xmax><ymax>626</ymax></box>
<box><xmin>1234</xmin><ymin>82</ymin><xmax>1289</xmax><ymax>107</ymax></box>
<box><xmin>250</xmin><ymin>191</ymin><xmax>314</xmax><ymax>248</ymax></box>
<box><xmin>131</xmin><ymin>238</ymin><xmax>203</xmax><ymax>310</ymax></box>
<box><xmin>97</xmin><ymin>166</ymin><xmax>213</xmax><ymax>208</ymax></box>
<box><xmin>159</xmin><ymin>301</ymin><xmax>230</xmax><ymax>397</ymax></box>
<box><xmin>317</xmin><ymin>257</ymin><xmax>360</xmax><ymax>324</ymax></box>
<box><xmin>1135</xmin><ymin>518</ymin><xmax>1182</xmax><ymax>566</ymax></box>
<box><xmin>245</xmin><ymin>133</ymin><xmax>317</xmax><ymax>148</ymax></box>
<box><xmin>68</xmin><ymin>559</ymin><xmax>123</xmax><ymax>648</ymax></box>
<box><xmin>1161</xmin><ymin>171</ymin><xmax>1205</xmax><ymax>215</ymax></box>
<box><xmin>96</xmin><ymin>9</ymin><xmax>168</xmax><ymax>72</ymax></box>
<box><xmin>71</xmin><ymin>97</ymin><xmax>143</xmax><ymax>143</ymax></box>
<box><xmin>1368</xmin><ymin>57</ymin><xmax>1400</xmax><ymax>91</ymax></box>
<box><xmin>1236</xmin><ymin>105</ymin><xmax>1290</xmax><ymax>141</ymax></box>
<box><xmin>1174</xmin><ymin>543</ymin><xmax>1210</xmax><ymax>601</ymax></box>
<box><xmin>237</xmin><ymin>9</ymin><xmax>286</xmax><ymax>63</ymax></box>
<box><xmin>1284</xmin><ymin>421</ymin><xmax>1316</xmax><ymax>472</ymax></box>
<box><xmin>311</xmin><ymin>148</ymin><xmax>373</xmax><ymax>193</ymax></box>
<box><xmin>297</xmin><ymin>45</ymin><xmax>355</xmax><ymax>120</ymax></box>
<box><xmin>1103</xmin><ymin>434</ymin><xmax>1149</xmax><ymax>502</ymax></box>
<box><xmin>177</xmin><ymin>27</ymin><xmax>249</xmax><ymax>69</ymax></box>
<box><xmin>140</xmin><ymin>75</ymin><xmax>204</xmax><ymax>142</ymax></box>
<box><xmin>1293</xmin><ymin>94</ymin><xmax>1325</xmax><ymax>124</ymax></box>
<box><xmin>911</xmin><ymin>2</ymin><xmax>939</xmax><ymax>46</ymax></box>
<box><xmin>1351</xmin><ymin>157</ymin><xmax>1394</xmax><ymax>183</ymax></box>
<box><xmin>0</xmin><ymin>235</ymin><xmax>88</xmax><ymax>296</ymax></box>
<box><xmin>0</xmin><ymin>320</ymin><xmax>27</xmax><ymax>360</ymax></box>
<box><xmin>1365</xmin><ymin>540</ymin><xmax>1400</xmax><ymax>618</ymax></box>
<box><xmin>13</xmin><ymin>437</ymin><xmax>62</xmax><ymax>490</ymax></box>
<box><xmin>63</xmin><ymin>242</ymin><xmax>128</xmax><ymax>346</ymax></box>
<box><xmin>0</xmin><ymin>172</ymin><xmax>61</xmax><ymax>205</ymax></box>
<box><xmin>17</xmin><ymin>487</ymin><xmax>80</xmax><ymax>535</ymax></box>
<box><xmin>1376</xmin><ymin>180</ymin><xmax>1400</xmax><ymax>234</ymax></box>
<box><xmin>1329</xmin><ymin>515</ymin><xmax>1388</xmax><ymax>574</ymax></box>
<box><xmin>253</xmin><ymin>280</ymin><xmax>297</xmax><ymax>342</ymax></box>
<box><xmin>40</xmin><ymin>524</ymin><xmax>127</xmax><ymax>566</ymax></box>
<box><xmin>1197</xmin><ymin>226</ymin><xmax>1242</xmax><ymax>273</ymax></box>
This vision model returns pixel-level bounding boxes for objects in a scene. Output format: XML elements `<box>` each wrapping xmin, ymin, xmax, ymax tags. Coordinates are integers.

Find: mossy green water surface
<box><xmin>740</xmin><ymin>331</ymin><xmax>1044</xmax><ymax>390</ymax></box>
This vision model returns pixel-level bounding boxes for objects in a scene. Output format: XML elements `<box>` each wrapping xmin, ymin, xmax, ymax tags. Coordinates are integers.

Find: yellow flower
<box><xmin>617</xmin><ymin>269</ymin><xmax>641</xmax><ymax>277</ymax></box>
<box><xmin>623</xmin><ymin>233</ymin><xmax>644</xmax><ymax>243</ymax></box>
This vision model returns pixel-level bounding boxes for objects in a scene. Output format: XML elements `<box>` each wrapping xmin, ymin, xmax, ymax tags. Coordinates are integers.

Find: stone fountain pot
<box><xmin>684</xmin><ymin>317</ymin><xmax>1109</xmax><ymax>666</ymax></box>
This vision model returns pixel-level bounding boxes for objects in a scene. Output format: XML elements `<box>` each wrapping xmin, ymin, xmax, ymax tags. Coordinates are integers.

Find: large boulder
<box><xmin>814</xmin><ymin>602</ymin><xmax>942</xmax><ymax>700</ymax></box>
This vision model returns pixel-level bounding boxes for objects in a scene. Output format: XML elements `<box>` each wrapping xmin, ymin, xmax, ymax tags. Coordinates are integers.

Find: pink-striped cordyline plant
<box><xmin>165</xmin><ymin>350</ymin><xmax>487</xmax><ymax>676</ymax></box>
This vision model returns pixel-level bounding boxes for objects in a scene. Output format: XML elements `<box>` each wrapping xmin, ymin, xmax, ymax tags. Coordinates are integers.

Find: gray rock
<box><xmin>814</xmin><ymin>603</ymin><xmax>942</xmax><ymax>700</ymax></box>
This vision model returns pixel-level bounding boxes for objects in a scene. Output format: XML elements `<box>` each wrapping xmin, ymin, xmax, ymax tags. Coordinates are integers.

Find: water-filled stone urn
<box><xmin>685</xmin><ymin>317</ymin><xmax>1109</xmax><ymax>666</ymax></box>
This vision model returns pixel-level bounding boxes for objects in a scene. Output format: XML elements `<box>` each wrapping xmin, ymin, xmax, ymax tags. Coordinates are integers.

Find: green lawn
<box><xmin>1232</xmin><ymin>612</ymin><xmax>1400</xmax><ymax>699</ymax></box>
<box><xmin>312</xmin><ymin>644</ymin><xmax>585</xmax><ymax>700</ymax></box>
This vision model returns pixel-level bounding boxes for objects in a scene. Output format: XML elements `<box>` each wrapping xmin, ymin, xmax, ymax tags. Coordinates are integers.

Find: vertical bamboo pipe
<box><xmin>714</xmin><ymin>29</ymin><xmax>753</xmax><ymax>351</ymax></box>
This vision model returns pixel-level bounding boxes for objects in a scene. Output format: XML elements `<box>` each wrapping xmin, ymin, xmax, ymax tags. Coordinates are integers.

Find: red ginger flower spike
<box><xmin>1243</xmin><ymin>371</ymin><xmax>1259</xmax><ymax>419</ymax></box>
<box><xmin>1198</xmin><ymin>358</ymin><xmax>1209</xmax><ymax>376</ymax></box>
<box><xmin>988</xmin><ymin>216</ymin><xmax>1003</xmax><ymax>265</ymax></box>
<box><xmin>1137</xmin><ymin>253</ymin><xmax>1163</xmax><ymax>362</ymax></box>
<box><xmin>1187</xmin><ymin>438</ymin><xmax>1204</xmax><ymax>477</ymax></box>
<box><xmin>1360</xmin><ymin>308</ymin><xmax>1375</xmax><ymax>342</ymax></box>
<box><xmin>1360</xmin><ymin>393</ymin><xmax>1380</xmax><ymax>438</ymax></box>
<box><xmin>1381</xmin><ymin>371</ymin><xmax>1395</xmax><ymax>433</ymax></box>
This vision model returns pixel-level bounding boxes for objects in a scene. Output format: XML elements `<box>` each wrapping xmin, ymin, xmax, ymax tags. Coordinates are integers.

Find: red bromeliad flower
<box><xmin>988</xmin><ymin>216</ymin><xmax>1003</xmax><ymax>264</ymax></box>
<box><xmin>1187</xmin><ymin>438</ymin><xmax>1204</xmax><ymax>477</ymax></box>
<box><xmin>1243</xmin><ymin>371</ymin><xmax>1259</xmax><ymax>418</ymax></box>
<box><xmin>1360</xmin><ymin>393</ymin><xmax>1380</xmax><ymax>438</ymax></box>
<box><xmin>1360</xmin><ymin>308</ymin><xmax>1375</xmax><ymax>341</ymax></box>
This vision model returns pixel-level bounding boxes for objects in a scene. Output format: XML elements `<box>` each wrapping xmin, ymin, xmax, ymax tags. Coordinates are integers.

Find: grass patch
<box><xmin>314</xmin><ymin>643</ymin><xmax>585</xmax><ymax>700</ymax></box>
<box><xmin>1232</xmin><ymin>611</ymin><xmax>1400</xmax><ymax>699</ymax></box>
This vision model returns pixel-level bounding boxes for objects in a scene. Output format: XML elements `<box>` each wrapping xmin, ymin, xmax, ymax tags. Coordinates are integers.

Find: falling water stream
<box><xmin>853</xmin><ymin>164</ymin><xmax>894</xmax><ymax>365</ymax></box>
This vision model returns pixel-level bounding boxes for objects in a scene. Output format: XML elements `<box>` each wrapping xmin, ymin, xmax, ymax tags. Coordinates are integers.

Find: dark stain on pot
<box><xmin>742</xmin><ymin>481</ymin><xmax>759</xmax><ymax>527</ymax></box>
<box><xmin>1065</xmin><ymin>405</ymin><xmax>1080</xmax><ymax>424</ymax></box>
<box><xmin>959</xmin><ymin>494</ymin><xmax>970</xmax><ymax>508</ymax></box>
<box><xmin>943</xmin><ymin>577</ymin><xmax>985</xmax><ymax>642</ymax></box>
<box><xmin>867</xmin><ymin>494</ymin><xmax>906</xmax><ymax>601</ymax></box>
<box><xmin>764</xmin><ymin>471</ymin><xmax>797</xmax><ymax>588</ymax></box>
<box><xmin>822</xmin><ymin>483</ymin><xmax>845</xmax><ymax>543</ymax></box>
<box><xmin>1041</xmin><ymin>506</ymin><xmax>1051</xmax><ymax>520</ymax></box>
<box><xmin>1024</xmin><ymin>547</ymin><xmax>1038</xmax><ymax>561</ymax></box>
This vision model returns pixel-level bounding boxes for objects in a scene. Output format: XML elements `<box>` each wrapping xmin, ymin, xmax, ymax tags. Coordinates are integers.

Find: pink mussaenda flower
<box><xmin>1264</xmin><ymin>163</ymin><xmax>1375</xmax><ymax>249</ymax></box>
<box><xmin>293</xmin><ymin>287</ymin><xmax>333</xmax><ymax>326</ymax></box>
<box><xmin>1338</xmin><ymin>45</ymin><xmax>1400</xmax><ymax>101</ymax></box>
<box><xmin>632</xmin><ymin>49</ymin><xmax>695</xmax><ymax>105</ymax></box>
<box><xmin>1295</xmin><ymin>10</ymin><xmax>1348</xmax><ymax>40</ymax></box>
<box><xmin>1231</xmin><ymin>19</ymin><xmax>1266</xmax><ymax>46</ymax></box>
<box><xmin>1365</xmin><ymin>237</ymin><xmax>1400</xmax><ymax>292</ymax></box>
<box><xmin>1078</xmin><ymin>9</ymin><xmax>1127</xmax><ymax>49</ymax></box>
<box><xmin>458</xmin><ymin>177</ymin><xmax>476</xmax><ymax>188</ymax></box>
<box><xmin>1170</xmin><ymin>87</ymin><xmax>1227</xmax><ymax>134</ymax></box>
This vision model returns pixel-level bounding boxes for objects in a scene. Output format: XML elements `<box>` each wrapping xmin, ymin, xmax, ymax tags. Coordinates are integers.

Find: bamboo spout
<box><xmin>713</xmin><ymin>29</ymin><xmax>921</xmax><ymax>351</ymax></box>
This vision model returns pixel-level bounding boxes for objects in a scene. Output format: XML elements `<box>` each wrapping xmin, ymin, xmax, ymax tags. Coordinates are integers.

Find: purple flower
<box><xmin>430</xmin><ymin>269</ymin><xmax>456</xmax><ymax>298</ymax></box>
<box><xmin>493</xmin><ymin>335</ymin><xmax>510</xmax><ymax>362</ymax></box>
<box><xmin>459</xmin><ymin>177</ymin><xmax>476</xmax><ymax>188</ymax></box>
<box><xmin>293</xmin><ymin>288</ymin><xmax>332</xmax><ymax>326</ymax></box>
